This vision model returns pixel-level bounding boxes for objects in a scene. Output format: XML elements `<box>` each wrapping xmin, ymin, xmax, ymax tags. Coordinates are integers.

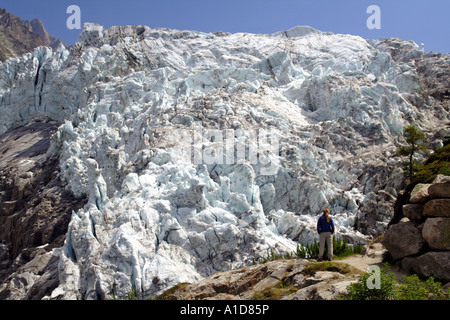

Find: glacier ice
<box><xmin>0</xmin><ymin>23</ymin><xmax>448</xmax><ymax>299</ymax></box>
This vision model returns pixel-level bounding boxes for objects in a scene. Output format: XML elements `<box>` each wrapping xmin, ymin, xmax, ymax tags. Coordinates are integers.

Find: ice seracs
<box><xmin>0</xmin><ymin>22</ymin><xmax>448</xmax><ymax>299</ymax></box>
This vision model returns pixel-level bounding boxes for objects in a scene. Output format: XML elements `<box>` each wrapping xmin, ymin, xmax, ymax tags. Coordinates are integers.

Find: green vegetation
<box><xmin>394</xmin><ymin>123</ymin><xmax>450</xmax><ymax>190</ymax></box>
<box><xmin>256</xmin><ymin>236</ymin><xmax>363</xmax><ymax>264</ymax></box>
<box><xmin>409</xmin><ymin>142</ymin><xmax>450</xmax><ymax>189</ymax></box>
<box><xmin>252</xmin><ymin>280</ymin><xmax>298</xmax><ymax>300</ymax></box>
<box><xmin>110</xmin><ymin>290</ymin><xmax>157</xmax><ymax>300</ymax></box>
<box><xmin>395</xmin><ymin>274</ymin><xmax>448</xmax><ymax>300</ymax></box>
<box><xmin>301</xmin><ymin>261</ymin><xmax>354</xmax><ymax>276</ymax></box>
<box><xmin>342</xmin><ymin>264</ymin><xmax>449</xmax><ymax>300</ymax></box>
<box><xmin>110</xmin><ymin>290</ymin><xmax>139</xmax><ymax>300</ymax></box>
<box><xmin>156</xmin><ymin>282</ymin><xmax>190</xmax><ymax>300</ymax></box>
<box><xmin>396</xmin><ymin>125</ymin><xmax>428</xmax><ymax>180</ymax></box>
<box><xmin>344</xmin><ymin>264</ymin><xmax>397</xmax><ymax>300</ymax></box>
<box><xmin>296</xmin><ymin>237</ymin><xmax>364</xmax><ymax>260</ymax></box>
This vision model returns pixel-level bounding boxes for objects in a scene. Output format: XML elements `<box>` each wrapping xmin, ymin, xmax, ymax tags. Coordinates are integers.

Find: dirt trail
<box><xmin>338</xmin><ymin>254</ymin><xmax>383</xmax><ymax>272</ymax></box>
<box><xmin>337</xmin><ymin>243</ymin><xmax>410</xmax><ymax>280</ymax></box>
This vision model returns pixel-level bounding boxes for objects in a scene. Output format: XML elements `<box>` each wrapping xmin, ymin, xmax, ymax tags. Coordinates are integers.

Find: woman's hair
<box><xmin>323</xmin><ymin>208</ymin><xmax>330</xmax><ymax>223</ymax></box>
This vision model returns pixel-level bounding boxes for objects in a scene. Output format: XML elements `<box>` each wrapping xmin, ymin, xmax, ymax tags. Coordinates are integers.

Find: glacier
<box><xmin>0</xmin><ymin>24</ymin><xmax>448</xmax><ymax>299</ymax></box>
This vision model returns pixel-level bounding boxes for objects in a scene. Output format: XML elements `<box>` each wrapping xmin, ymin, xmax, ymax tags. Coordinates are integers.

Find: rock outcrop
<box><xmin>156</xmin><ymin>259</ymin><xmax>360</xmax><ymax>301</ymax></box>
<box><xmin>23</xmin><ymin>18</ymin><xmax>65</xmax><ymax>52</ymax></box>
<box><xmin>156</xmin><ymin>243</ymin><xmax>386</xmax><ymax>301</ymax></box>
<box><xmin>0</xmin><ymin>8</ymin><xmax>65</xmax><ymax>62</ymax></box>
<box><xmin>0</xmin><ymin>122</ymin><xmax>87</xmax><ymax>300</ymax></box>
<box><xmin>380</xmin><ymin>218</ymin><xmax>426</xmax><ymax>260</ymax></box>
<box><xmin>382</xmin><ymin>177</ymin><xmax>450</xmax><ymax>282</ymax></box>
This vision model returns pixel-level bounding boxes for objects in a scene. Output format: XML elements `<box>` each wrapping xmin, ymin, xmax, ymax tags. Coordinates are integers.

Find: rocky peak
<box><xmin>0</xmin><ymin>8</ymin><xmax>65</xmax><ymax>62</ymax></box>
<box><xmin>23</xmin><ymin>18</ymin><xmax>65</xmax><ymax>51</ymax></box>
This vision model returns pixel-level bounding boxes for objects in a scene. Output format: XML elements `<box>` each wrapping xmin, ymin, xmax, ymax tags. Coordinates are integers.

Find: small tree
<box><xmin>397</xmin><ymin>125</ymin><xmax>428</xmax><ymax>180</ymax></box>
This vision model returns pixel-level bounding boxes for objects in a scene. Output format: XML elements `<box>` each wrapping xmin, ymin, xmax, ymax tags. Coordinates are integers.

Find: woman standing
<box><xmin>316</xmin><ymin>208</ymin><xmax>335</xmax><ymax>261</ymax></box>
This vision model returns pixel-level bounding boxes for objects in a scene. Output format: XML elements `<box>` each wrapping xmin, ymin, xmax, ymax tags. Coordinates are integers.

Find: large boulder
<box><xmin>427</xmin><ymin>182</ymin><xmax>450</xmax><ymax>199</ymax></box>
<box><xmin>409</xmin><ymin>184</ymin><xmax>431</xmax><ymax>203</ymax></box>
<box><xmin>422</xmin><ymin>217</ymin><xmax>450</xmax><ymax>250</ymax></box>
<box><xmin>381</xmin><ymin>218</ymin><xmax>426</xmax><ymax>260</ymax></box>
<box><xmin>401</xmin><ymin>251</ymin><xmax>450</xmax><ymax>282</ymax></box>
<box><xmin>423</xmin><ymin>199</ymin><xmax>450</xmax><ymax>217</ymax></box>
<box><xmin>402</xmin><ymin>203</ymin><xmax>424</xmax><ymax>221</ymax></box>
<box><xmin>432</xmin><ymin>174</ymin><xmax>450</xmax><ymax>184</ymax></box>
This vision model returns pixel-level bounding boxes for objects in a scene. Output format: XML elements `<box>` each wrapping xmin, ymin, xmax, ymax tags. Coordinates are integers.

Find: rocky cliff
<box><xmin>0</xmin><ymin>22</ymin><xmax>449</xmax><ymax>299</ymax></box>
<box><xmin>0</xmin><ymin>122</ymin><xmax>87</xmax><ymax>299</ymax></box>
<box><xmin>0</xmin><ymin>8</ymin><xmax>65</xmax><ymax>62</ymax></box>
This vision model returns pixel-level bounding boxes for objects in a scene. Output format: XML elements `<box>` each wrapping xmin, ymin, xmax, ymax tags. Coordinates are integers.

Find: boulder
<box><xmin>422</xmin><ymin>217</ymin><xmax>450</xmax><ymax>250</ymax></box>
<box><xmin>423</xmin><ymin>199</ymin><xmax>450</xmax><ymax>217</ymax></box>
<box><xmin>381</xmin><ymin>218</ymin><xmax>426</xmax><ymax>260</ymax></box>
<box><xmin>402</xmin><ymin>203</ymin><xmax>424</xmax><ymax>221</ymax></box>
<box><xmin>409</xmin><ymin>184</ymin><xmax>431</xmax><ymax>203</ymax></box>
<box><xmin>432</xmin><ymin>174</ymin><xmax>450</xmax><ymax>184</ymax></box>
<box><xmin>287</xmin><ymin>278</ymin><xmax>357</xmax><ymax>300</ymax></box>
<box><xmin>401</xmin><ymin>251</ymin><xmax>450</xmax><ymax>282</ymax></box>
<box><xmin>428</xmin><ymin>182</ymin><xmax>450</xmax><ymax>199</ymax></box>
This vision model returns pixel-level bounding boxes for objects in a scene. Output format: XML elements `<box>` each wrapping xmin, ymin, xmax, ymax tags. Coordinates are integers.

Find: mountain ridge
<box><xmin>0</xmin><ymin>8</ymin><xmax>65</xmax><ymax>62</ymax></box>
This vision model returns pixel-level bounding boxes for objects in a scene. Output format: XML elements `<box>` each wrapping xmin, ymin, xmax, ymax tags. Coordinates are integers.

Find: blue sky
<box><xmin>2</xmin><ymin>0</ymin><xmax>449</xmax><ymax>53</ymax></box>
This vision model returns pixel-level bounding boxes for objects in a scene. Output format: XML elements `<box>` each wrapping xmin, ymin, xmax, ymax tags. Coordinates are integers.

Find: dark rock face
<box><xmin>0</xmin><ymin>8</ymin><xmax>65</xmax><ymax>62</ymax></box>
<box><xmin>0</xmin><ymin>121</ymin><xmax>87</xmax><ymax>299</ymax></box>
<box><xmin>0</xmin><ymin>9</ymin><xmax>44</xmax><ymax>61</ymax></box>
<box><xmin>23</xmin><ymin>18</ymin><xmax>65</xmax><ymax>51</ymax></box>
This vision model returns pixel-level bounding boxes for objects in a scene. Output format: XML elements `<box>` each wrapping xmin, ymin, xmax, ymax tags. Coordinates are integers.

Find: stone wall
<box><xmin>382</xmin><ymin>176</ymin><xmax>450</xmax><ymax>282</ymax></box>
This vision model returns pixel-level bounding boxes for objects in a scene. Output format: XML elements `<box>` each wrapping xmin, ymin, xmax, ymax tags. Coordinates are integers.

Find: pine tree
<box><xmin>397</xmin><ymin>125</ymin><xmax>428</xmax><ymax>179</ymax></box>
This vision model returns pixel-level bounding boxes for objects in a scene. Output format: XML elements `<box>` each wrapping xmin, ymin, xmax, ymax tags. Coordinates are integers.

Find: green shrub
<box><xmin>252</xmin><ymin>280</ymin><xmax>298</xmax><ymax>300</ymax></box>
<box><xmin>408</xmin><ymin>142</ymin><xmax>450</xmax><ymax>190</ymax></box>
<box><xmin>345</xmin><ymin>264</ymin><xmax>397</xmax><ymax>300</ymax></box>
<box><xmin>295</xmin><ymin>237</ymin><xmax>363</xmax><ymax>260</ymax></box>
<box><xmin>396</xmin><ymin>274</ymin><xmax>448</xmax><ymax>300</ymax></box>
<box><xmin>295</xmin><ymin>239</ymin><xmax>320</xmax><ymax>259</ymax></box>
<box><xmin>301</xmin><ymin>261</ymin><xmax>352</xmax><ymax>276</ymax></box>
<box><xmin>343</xmin><ymin>265</ymin><xmax>449</xmax><ymax>300</ymax></box>
<box><xmin>257</xmin><ymin>237</ymin><xmax>364</xmax><ymax>264</ymax></box>
<box><xmin>257</xmin><ymin>249</ymin><xmax>288</xmax><ymax>264</ymax></box>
